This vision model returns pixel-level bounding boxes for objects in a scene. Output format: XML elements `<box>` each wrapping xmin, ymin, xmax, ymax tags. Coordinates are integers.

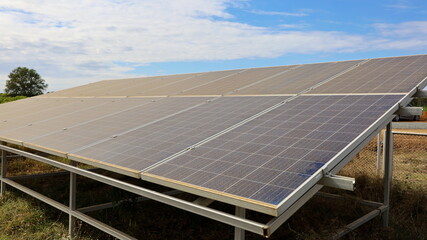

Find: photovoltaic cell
<box><xmin>138</xmin><ymin>69</ymin><xmax>243</xmax><ymax>96</ymax></box>
<box><xmin>23</xmin><ymin>97</ymin><xmax>213</xmax><ymax>152</ymax></box>
<box><xmin>309</xmin><ymin>55</ymin><xmax>427</xmax><ymax>94</ymax></box>
<box><xmin>145</xmin><ymin>94</ymin><xmax>403</xmax><ymax>207</ymax></box>
<box><xmin>69</xmin><ymin>96</ymin><xmax>285</xmax><ymax>171</ymax></box>
<box><xmin>0</xmin><ymin>98</ymin><xmax>163</xmax><ymax>142</ymax></box>
<box><xmin>177</xmin><ymin>66</ymin><xmax>295</xmax><ymax>95</ymax></box>
<box><xmin>230</xmin><ymin>60</ymin><xmax>361</xmax><ymax>95</ymax></box>
<box><xmin>44</xmin><ymin>73</ymin><xmax>200</xmax><ymax>97</ymax></box>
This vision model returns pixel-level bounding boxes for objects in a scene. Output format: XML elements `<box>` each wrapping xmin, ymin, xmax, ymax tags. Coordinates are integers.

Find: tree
<box><xmin>5</xmin><ymin>67</ymin><xmax>48</xmax><ymax>97</ymax></box>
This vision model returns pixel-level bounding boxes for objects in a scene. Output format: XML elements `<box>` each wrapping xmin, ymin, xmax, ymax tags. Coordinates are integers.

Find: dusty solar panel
<box><xmin>68</xmin><ymin>96</ymin><xmax>287</xmax><ymax>173</ymax></box>
<box><xmin>143</xmin><ymin>94</ymin><xmax>403</xmax><ymax>214</ymax></box>
<box><xmin>141</xmin><ymin>69</ymin><xmax>243</xmax><ymax>96</ymax></box>
<box><xmin>45</xmin><ymin>73</ymin><xmax>199</xmax><ymax>97</ymax></box>
<box><xmin>0</xmin><ymin>98</ymin><xmax>120</xmax><ymax>137</ymax></box>
<box><xmin>0</xmin><ymin>98</ymin><xmax>173</xmax><ymax>143</ymax></box>
<box><xmin>177</xmin><ymin>65</ymin><xmax>295</xmax><ymax>96</ymax></box>
<box><xmin>230</xmin><ymin>60</ymin><xmax>362</xmax><ymax>95</ymax></box>
<box><xmin>21</xmin><ymin>97</ymin><xmax>213</xmax><ymax>154</ymax></box>
<box><xmin>309</xmin><ymin>55</ymin><xmax>427</xmax><ymax>94</ymax></box>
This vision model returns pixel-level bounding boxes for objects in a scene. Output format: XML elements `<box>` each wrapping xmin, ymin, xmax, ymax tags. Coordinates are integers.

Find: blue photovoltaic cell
<box><xmin>69</xmin><ymin>96</ymin><xmax>286</xmax><ymax>171</ymax></box>
<box><xmin>145</xmin><ymin>94</ymin><xmax>403</xmax><ymax>205</ymax></box>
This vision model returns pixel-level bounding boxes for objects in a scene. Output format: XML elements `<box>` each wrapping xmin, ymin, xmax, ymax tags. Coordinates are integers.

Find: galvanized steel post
<box><xmin>234</xmin><ymin>207</ymin><xmax>246</xmax><ymax>240</ymax></box>
<box><xmin>382</xmin><ymin>123</ymin><xmax>393</xmax><ymax>227</ymax></box>
<box><xmin>69</xmin><ymin>161</ymin><xmax>77</xmax><ymax>238</ymax></box>
<box><xmin>0</xmin><ymin>148</ymin><xmax>7</xmax><ymax>195</ymax></box>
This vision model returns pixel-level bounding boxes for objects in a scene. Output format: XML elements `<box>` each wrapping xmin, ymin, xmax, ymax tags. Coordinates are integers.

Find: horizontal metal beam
<box><xmin>318</xmin><ymin>174</ymin><xmax>355</xmax><ymax>191</ymax></box>
<box><xmin>0</xmin><ymin>177</ymin><xmax>136</xmax><ymax>240</ymax></box>
<box><xmin>0</xmin><ymin>144</ymin><xmax>267</xmax><ymax>236</ymax></box>
<box><xmin>8</xmin><ymin>168</ymin><xmax>101</xmax><ymax>180</ymax></box>
<box><xmin>193</xmin><ymin>197</ymin><xmax>215</xmax><ymax>207</ymax></box>
<box><xmin>393</xmin><ymin>131</ymin><xmax>427</xmax><ymax>136</ymax></box>
<box><xmin>396</xmin><ymin>107</ymin><xmax>423</xmax><ymax>116</ymax></box>
<box><xmin>333</xmin><ymin>205</ymin><xmax>387</xmax><ymax>239</ymax></box>
<box><xmin>316</xmin><ymin>192</ymin><xmax>383</xmax><ymax>208</ymax></box>
<box><xmin>78</xmin><ymin>190</ymin><xmax>182</xmax><ymax>213</ymax></box>
<box><xmin>413</xmin><ymin>89</ymin><xmax>427</xmax><ymax>98</ymax></box>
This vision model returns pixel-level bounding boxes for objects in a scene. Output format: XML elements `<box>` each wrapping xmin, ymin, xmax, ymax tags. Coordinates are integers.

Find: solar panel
<box><xmin>44</xmin><ymin>73</ymin><xmax>200</xmax><ymax>97</ymax></box>
<box><xmin>143</xmin><ymin>94</ymin><xmax>403</xmax><ymax>212</ymax></box>
<box><xmin>230</xmin><ymin>60</ymin><xmax>362</xmax><ymax>95</ymax></box>
<box><xmin>142</xmin><ymin>69</ymin><xmax>243</xmax><ymax>96</ymax></box>
<box><xmin>178</xmin><ymin>66</ymin><xmax>295</xmax><ymax>95</ymax></box>
<box><xmin>68</xmin><ymin>96</ymin><xmax>286</xmax><ymax>172</ymax></box>
<box><xmin>1</xmin><ymin>54</ymin><xmax>425</xmax><ymax>217</ymax></box>
<box><xmin>309</xmin><ymin>55</ymin><xmax>427</xmax><ymax>94</ymax></box>
<box><xmin>22</xmin><ymin>97</ymin><xmax>213</xmax><ymax>152</ymax></box>
<box><xmin>0</xmin><ymin>98</ymin><xmax>162</xmax><ymax>142</ymax></box>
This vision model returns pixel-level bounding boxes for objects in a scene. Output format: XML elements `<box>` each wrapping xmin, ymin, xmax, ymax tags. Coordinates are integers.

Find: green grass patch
<box><xmin>0</xmin><ymin>93</ymin><xmax>26</xmax><ymax>104</ymax></box>
<box><xmin>0</xmin><ymin>192</ymin><xmax>69</xmax><ymax>240</ymax></box>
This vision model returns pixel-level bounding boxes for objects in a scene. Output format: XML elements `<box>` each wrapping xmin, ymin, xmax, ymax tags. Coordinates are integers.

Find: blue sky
<box><xmin>1</xmin><ymin>0</ymin><xmax>426</xmax><ymax>91</ymax></box>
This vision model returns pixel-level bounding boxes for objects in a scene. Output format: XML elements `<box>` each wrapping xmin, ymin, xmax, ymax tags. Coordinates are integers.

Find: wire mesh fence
<box><xmin>339</xmin><ymin>131</ymin><xmax>427</xmax><ymax>187</ymax></box>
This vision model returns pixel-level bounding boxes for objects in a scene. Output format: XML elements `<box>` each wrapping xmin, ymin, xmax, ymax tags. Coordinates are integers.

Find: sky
<box><xmin>0</xmin><ymin>0</ymin><xmax>427</xmax><ymax>91</ymax></box>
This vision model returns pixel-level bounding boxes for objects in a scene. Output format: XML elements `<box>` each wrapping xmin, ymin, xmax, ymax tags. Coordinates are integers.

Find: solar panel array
<box><xmin>1</xmin><ymin>54</ymin><xmax>426</xmax><ymax>216</ymax></box>
<box><xmin>144</xmin><ymin>95</ymin><xmax>403</xmax><ymax>206</ymax></box>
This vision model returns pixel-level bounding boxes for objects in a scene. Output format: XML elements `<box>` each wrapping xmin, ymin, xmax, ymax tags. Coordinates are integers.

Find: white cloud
<box><xmin>249</xmin><ymin>10</ymin><xmax>308</xmax><ymax>17</ymax></box>
<box><xmin>373</xmin><ymin>21</ymin><xmax>427</xmax><ymax>37</ymax></box>
<box><xmin>0</xmin><ymin>0</ymin><xmax>426</xmax><ymax>91</ymax></box>
<box><xmin>278</xmin><ymin>24</ymin><xmax>309</xmax><ymax>29</ymax></box>
<box><xmin>386</xmin><ymin>0</ymin><xmax>414</xmax><ymax>9</ymax></box>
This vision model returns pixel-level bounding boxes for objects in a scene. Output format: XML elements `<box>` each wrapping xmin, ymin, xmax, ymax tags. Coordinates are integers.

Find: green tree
<box><xmin>5</xmin><ymin>67</ymin><xmax>48</xmax><ymax>97</ymax></box>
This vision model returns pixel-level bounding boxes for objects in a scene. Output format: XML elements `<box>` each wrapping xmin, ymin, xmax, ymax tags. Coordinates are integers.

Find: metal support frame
<box><xmin>0</xmin><ymin>148</ymin><xmax>6</xmax><ymax>195</ymax></box>
<box><xmin>0</xmin><ymin>127</ymin><xmax>399</xmax><ymax>239</ymax></box>
<box><xmin>193</xmin><ymin>197</ymin><xmax>215</xmax><ymax>207</ymax></box>
<box><xmin>395</xmin><ymin>106</ymin><xmax>423</xmax><ymax>116</ymax></box>
<box><xmin>78</xmin><ymin>190</ymin><xmax>182</xmax><ymax>213</ymax></box>
<box><xmin>0</xmin><ymin>144</ymin><xmax>267</xmax><ymax>238</ymax></box>
<box><xmin>318</xmin><ymin>174</ymin><xmax>355</xmax><ymax>191</ymax></box>
<box><xmin>382</xmin><ymin>123</ymin><xmax>393</xmax><ymax>227</ymax></box>
<box><xmin>234</xmin><ymin>207</ymin><xmax>246</xmax><ymax>240</ymax></box>
<box><xmin>69</xmin><ymin>161</ymin><xmax>77</xmax><ymax>238</ymax></box>
<box><xmin>333</xmin><ymin>206</ymin><xmax>388</xmax><ymax>239</ymax></box>
<box><xmin>413</xmin><ymin>89</ymin><xmax>427</xmax><ymax>98</ymax></box>
<box><xmin>376</xmin><ymin>133</ymin><xmax>382</xmax><ymax>176</ymax></box>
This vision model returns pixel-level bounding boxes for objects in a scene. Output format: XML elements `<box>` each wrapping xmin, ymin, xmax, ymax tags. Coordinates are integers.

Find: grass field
<box><xmin>0</xmin><ymin>134</ymin><xmax>426</xmax><ymax>240</ymax></box>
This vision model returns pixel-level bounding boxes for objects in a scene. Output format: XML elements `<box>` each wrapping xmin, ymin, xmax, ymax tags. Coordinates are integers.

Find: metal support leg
<box><xmin>383</xmin><ymin>123</ymin><xmax>393</xmax><ymax>227</ymax></box>
<box><xmin>376</xmin><ymin>133</ymin><xmax>381</xmax><ymax>176</ymax></box>
<box><xmin>1</xmin><ymin>149</ymin><xmax>7</xmax><ymax>195</ymax></box>
<box><xmin>234</xmin><ymin>207</ymin><xmax>246</xmax><ymax>240</ymax></box>
<box><xmin>69</xmin><ymin>161</ymin><xmax>77</xmax><ymax>238</ymax></box>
